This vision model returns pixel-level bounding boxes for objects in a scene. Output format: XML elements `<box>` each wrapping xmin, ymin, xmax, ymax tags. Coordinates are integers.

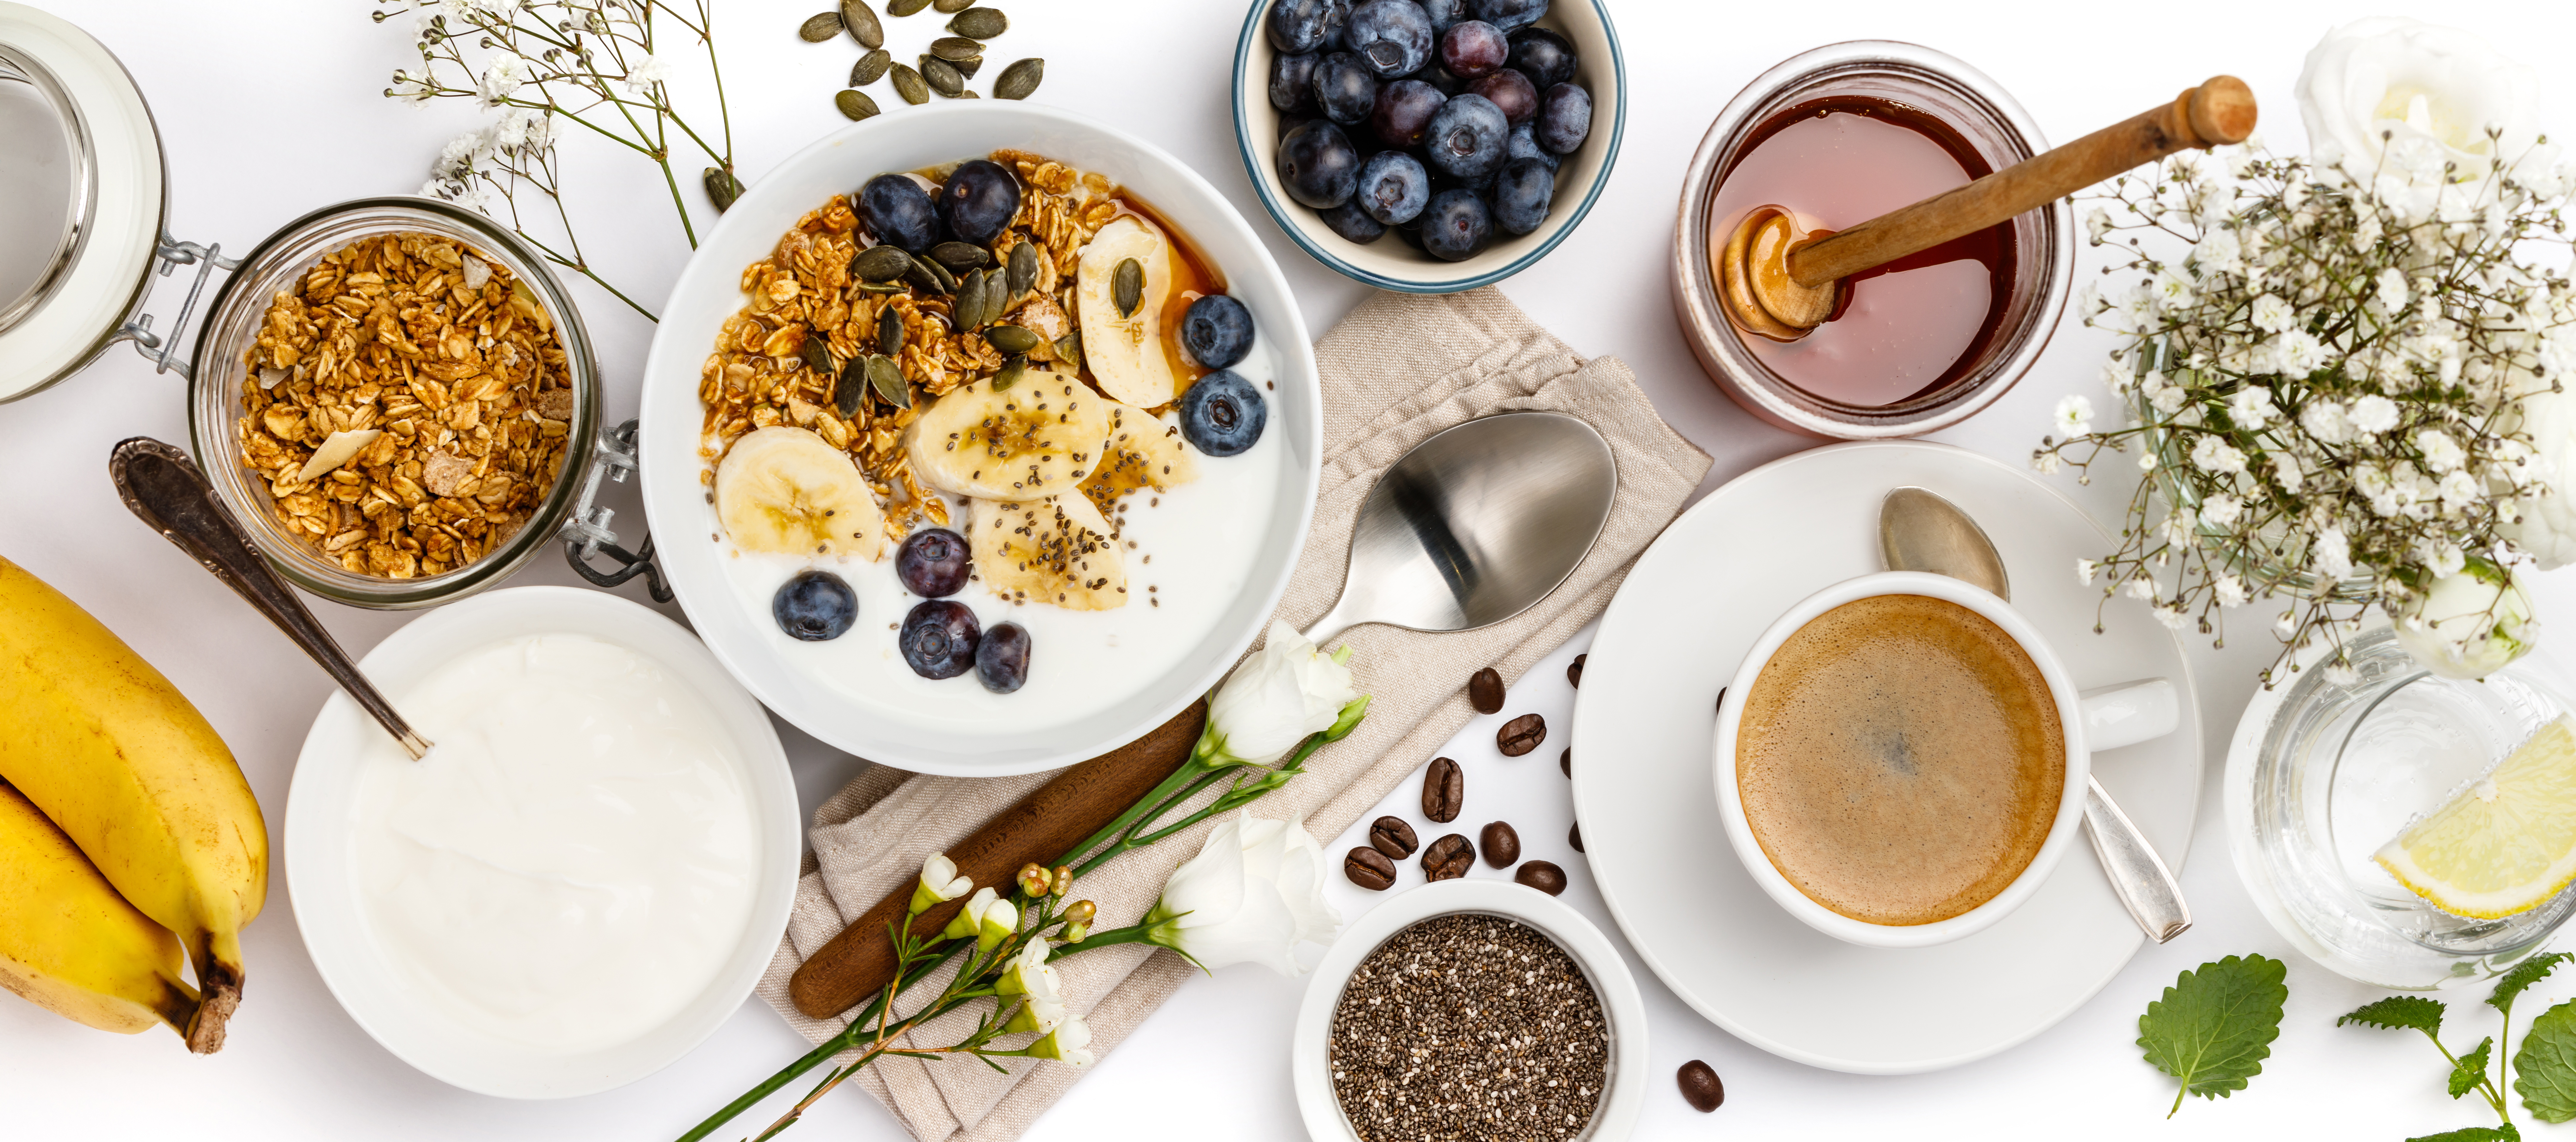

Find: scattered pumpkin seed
<box><xmin>959</xmin><ymin>90</ymin><xmax>980</xmax><ymax>98</ymax></box>
<box><xmin>930</xmin><ymin>36</ymin><xmax>984</xmax><ymax>62</ymax></box>
<box><xmin>1113</xmin><ymin>257</ymin><xmax>1144</xmax><ymax>318</ymax></box>
<box><xmin>962</xmin><ymin>269</ymin><xmax>997</xmax><ymax>328</ymax></box>
<box><xmin>887</xmin><ymin>0</ymin><xmax>930</xmax><ymax>13</ymax></box>
<box><xmin>797</xmin><ymin>11</ymin><xmax>843</xmax><ymax>41</ymax></box>
<box><xmin>932</xmin><ymin>0</ymin><xmax>971</xmax><ymax>12</ymax></box>
<box><xmin>800</xmin><ymin>336</ymin><xmax>835</xmax><ymax>376</ymax></box>
<box><xmin>994</xmin><ymin>58</ymin><xmax>1043</xmax><ymax>101</ymax></box>
<box><xmin>834</xmin><ymin>89</ymin><xmax>881</xmax><ymax>120</ymax></box>
<box><xmin>903</xmin><ymin>260</ymin><xmax>947</xmax><ymax>295</ymax></box>
<box><xmin>850</xmin><ymin>48</ymin><xmax>891</xmax><ymax>85</ymax></box>
<box><xmin>878</xmin><ymin>308</ymin><xmax>904</xmax><ymax>357</ymax></box>
<box><xmin>990</xmin><ymin>354</ymin><xmax>1028</xmax><ymax>391</ymax></box>
<box><xmin>890</xmin><ymin>63</ymin><xmax>930</xmax><ymax>104</ymax></box>
<box><xmin>836</xmin><ymin>359</ymin><xmax>869</xmax><ymax>415</ymax></box>
<box><xmin>703</xmin><ymin>166</ymin><xmax>745</xmax><ymax>212</ymax></box>
<box><xmin>984</xmin><ymin>324</ymin><xmax>1040</xmax><ymax>355</ymax></box>
<box><xmin>1007</xmin><ymin>241</ymin><xmax>1037</xmax><ymax>298</ymax></box>
<box><xmin>920</xmin><ymin>256</ymin><xmax>959</xmax><ymax>293</ymax></box>
<box><xmin>839</xmin><ymin>0</ymin><xmax>883</xmax><ymax>47</ymax></box>
<box><xmin>856</xmin><ymin>281</ymin><xmax>906</xmax><ymax>295</ymax></box>
<box><xmin>948</xmin><ymin>7</ymin><xmax>1007</xmax><ymax>39</ymax></box>
<box><xmin>1054</xmin><ymin>330</ymin><xmax>1083</xmax><ymax>371</ymax></box>
<box><xmin>930</xmin><ymin>241</ymin><xmax>991</xmax><ymax>273</ymax></box>
<box><xmin>851</xmin><ymin>244</ymin><xmax>913</xmax><ymax>282</ymax></box>
<box><xmin>866</xmin><ymin>354</ymin><xmax>911</xmax><ymax>407</ymax></box>
<box><xmin>919</xmin><ymin>54</ymin><xmax>965</xmax><ymax>96</ymax></box>
<box><xmin>954</xmin><ymin>55</ymin><xmax>983</xmax><ymax>80</ymax></box>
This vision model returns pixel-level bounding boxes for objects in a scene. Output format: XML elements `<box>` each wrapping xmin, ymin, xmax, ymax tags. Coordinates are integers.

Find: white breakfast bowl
<box><xmin>637</xmin><ymin>101</ymin><xmax>1322</xmax><ymax>777</ymax></box>
<box><xmin>1291</xmin><ymin>878</ymin><xmax>1647</xmax><ymax>1142</ymax></box>
<box><xmin>284</xmin><ymin>586</ymin><xmax>797</xmax><ymax>1099</ymax></box>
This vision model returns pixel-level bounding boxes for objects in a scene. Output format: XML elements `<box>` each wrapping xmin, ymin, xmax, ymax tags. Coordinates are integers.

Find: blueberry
<box><xmin>895</xmin><ymin>527</ymin><xmax>971</xmax><ymax>597</ymax></box>
<box><xmin>1311</xmin><ymin>52</ymin><xmax>1379</xmax><ymax>125</ymax></box>
<box><xmin>1438</xmin><ymin>20</ymin><xmax>1508</xmax><ymax>79</ymax></box>
<box><xmin>899</xmin><ymin>600</ymin><xmax>981</xmax><ymax>679</ymax></box>
<box><xmin>935</xmin><ymin>159</ymin><xmax>1020</xmax><ymax>248</ymax></box>
<box><xmin>1269</xmin><ymin>51</ymin><xmax>1321</xmax><ymax>114</ymax></box>
<box><xmin>1276</xmin><ymin>119</ymin><xmax>1361</xmax><ymax>208</ymax></box>
<box><xmin>1181</xmin><ymin>294</ymin><xmax>1257</xmax><ymax>369</ymax></box>
<box><xmin>1179</xmin><ymin>370</ymin><xmax>1268</xmax><ymax>457</ymax></box>
<box><xmin>1413</xmin><ymin>63</ymin><xmax>1467</xmax><ymax>96</ymax></box>
<box><xmin>1356</xmin><ymin>150</ymin><xmax>1430</xmax><ymax>224</ymax></box>
<box><xmin>1505</xmin><ymin>26</ymin><xmax>1576</xmax><ymax>90</ymax></box>
<box><xmin>1490</xmin><ymin>156</ymin><xmax>1554</xmax><ymax>235</ymax></box>
<box><xmin>1421</xmin><ymin>93</ymin><xmax>1508</xmax><ymax>179</ymax></box>
<box><xmin>1418</xmin><ymin>0</ymin><xmax>1467</xmax><ymax>32</ymax></box>
<box><xmin>1418</xmin><ymin>188</ymin><xmax>1493</xmax><ymax>260</ymax></box>
<box><xmin>1319</xmin><ymin>200</ymin><xmax>1387</xmax><ymax>243</ymax></box>
<box><xmin>1467</xmin><ymin>0</ymin><xmax>1545</xmax><ymax>33</ymax></box>
<box><xmin>1370</xmin><ymin>79</ymin><xmax>1446</xmax><ymax>148</ymax></box>
<box><xmin>1343</xmin><ymin>0</ymin><xmax>1433</xmax><ymax>79</ymax></box>
<box><xmin>1536</xmin><ymin>81</ymin><xmax>1591</xmax><ymax>154</ymax></box>
<box><xmin>1267</xmin><ymin>0</ymin><xmax>1346</xmax><ymax>54</ymax></box>
<box><xmin>773</xmin><ymin>570</ymin><xmax>857</xmax><ymax>641</ymax></box>
<box><xmin>1469</xmin><ymin>67</ymin><xmax>1537</xmax><ymax>125</ymax></box>
<box><xmin>858</xmin><ymin>174</ymin><xmax>939</xmax><ymax>254</ymax></box>
<box><xmin>976</xmin><ymin>622</ymin><xmax>1032</xmax><ymax>693</ymax></box>
<box><xmin>1506</xmin><ymin>120</ymin><xmax>1560</xmax><ymax>172</ymax></box>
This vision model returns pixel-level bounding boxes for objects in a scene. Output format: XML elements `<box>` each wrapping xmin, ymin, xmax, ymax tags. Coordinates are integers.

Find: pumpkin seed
<box><xmin>888</xmin><ymin>0</ymin><xmax>930</xmax><ymax>12</ymax></box>
<box><xmin>834</xmin><ymin>89</ymin><xmax>881</xmax><ymax>121</ymax></box>
<box><xmin>984</xmin><ymin>324</ymin><xmax>1040</xmax><ymax>355</ymax></box>
<box><xmin>931</xmin><ymin>241</ymin><xmax>992</xmax><ymax>272</ymax></box>
<box><xmin>868</xmin><ymin>355</ymin><xmax>911</xmax><ymax>408</ymax></box>
<box><xmin>857</xmin><ymin>281</ymin><xmax>906</xmax><ymax>295</ymax></box>
<box><xmin>1007</xmin><ymin>241</ymin><xmax>1037</xmax><ymax>298</ymax></box>
<box><xmin>994</xmin><ymin>58</ymin><xmax>1043</xmax><ymax>101</ymax></box>
<box><xmin>703</xmin><ymin>166</ymin><xmax>744</xmax><ymax>212</ymax></box>
<box><xmin>890</xmin><ymin>63</ymin><xmax>930</xmax><ymax>105</ymax></box>
<box><xmin>797</xmin><ymin>11</ymin><xmax>843</xmax><ymax>41</ymax></box>
<box><xmin>851</xmin><ymin>244</ymin><xmax>914</xmax><ymax>282</ymax></box>
<box><xmin>930</xmin><ymin>36</ymin><xmax>984</xmax><ymax>62</ymax></box>
<box><xmin>932</xmin><ymin>0</ymin><xmax>971</xmax><ymax>12</ymax></box>
<box><xmin>903</xmin><ymin>260</ymin><xmax>948</xmax><ymax>295</ymax></box>
<box><xmin>919</xmin><ymin>55</ymin><xmax>965</xmax><ymax>96</ymax></box>
<box><xmin>836</xmin><ymin>359</ymin><xmax>869</xmax><ymax>416</ymax></box>
<box><xmin>990</xmin><ymin>354</ymin><xmax>1028</xmax><ymax>392</ymax></box>
<box><xmin>954</xmin><ymin>55</ymin><xmax>983</xmax><ymax>80</ymax></box>
<box><xmin>948</xmin><ymin>7</ymin><xmax>1007</xmax><ymax>38</ymax></box>
<box><xmin>1113</xmin><ymin>257</ymin><xmax>1143</xmax><ymax>318</ymax></box>
<box><xmin>800</xmin><ymin>336</ymin><xmax>835</xmax><ymax>376</ymax></box>
<box><xmin>878</xmin><ymin>308</ymin><xmax>905</xmax><ymax>358</ymax></box>
<box><xmin>850</xmin><ymin>48</ymin><xmax>891</xmax><ymax>85</ymax></box>
<box><xmin>959</xmin><ymin>269</ymin><xmax>994</xmax><ymax>328</ymax></box>
<box><xmin>920</xmin><ymin>256</ymin><xmax>958</xmax><ymax>293</ymax></box>
<box><xmin>1054</xmin><ymin>331</ymin><xmax>1083</xmax><ymax>371</ymax></box>
<box><xmin>839</xmin><ymin>0</ymin><xmax>883</xmax><ymax>47</ymax></box>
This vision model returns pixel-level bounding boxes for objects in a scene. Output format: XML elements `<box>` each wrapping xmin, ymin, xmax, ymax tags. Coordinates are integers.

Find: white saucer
<box><xmin>1569</xmin><ymin>440</ymin><xmax>2202</xmax><ymax>1073</ymax></box>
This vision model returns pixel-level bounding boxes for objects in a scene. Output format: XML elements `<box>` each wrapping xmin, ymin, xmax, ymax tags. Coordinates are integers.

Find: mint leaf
<box><xmin>2453</xmin><ymin>1037</ymin><xmax>2494</xmax><ymax>1099</ymax></box>
<box><xmin>2408</xmin><ymin>1125</ymin><xmax>2519</xmax><ymax>1142</ymax></box>
<box><xmin>2138</xmin><ymin>954</ymin><xmax>2289</xmax><ymax>1115</ymax></box>
<box><xmin>2515</xmin><ymin>998</ymin><xmax>2576</xmax><ymax>1122</ymax></box>
<box><xmin>2342</xmin><ymin>995</ymin><xmax>2447</xmax><ymax>1036</ymax></box>
<box><xmin>2490</xmin><ymin>952</ymin><xmax>2572</xmax><ymax>1013</ymax></box>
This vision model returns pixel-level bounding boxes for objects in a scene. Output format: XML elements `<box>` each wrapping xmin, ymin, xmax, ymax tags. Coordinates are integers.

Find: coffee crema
<box><xmin>1736</xmin><ymin>593</ymin><xmax>2064</xmax><ymax>926</ymax></box>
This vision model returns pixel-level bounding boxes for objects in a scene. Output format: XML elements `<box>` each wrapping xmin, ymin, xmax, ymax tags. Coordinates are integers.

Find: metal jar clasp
<box><xmin>560</xmin><ymin>418</ymin><xmax>671</xmax><ymax>602</ymax></box>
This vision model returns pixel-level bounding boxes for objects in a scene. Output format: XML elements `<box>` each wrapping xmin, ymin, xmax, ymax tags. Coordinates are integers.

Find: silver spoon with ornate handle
<box><xmin>1879</xmin><ymin>486</ymin><xmax>2191</xmax><ymax>944</ymax></box>
<box><xmin>109</xmin><ymin>438</ymin><xmax>432</xmax><ymax>760</ymax></box>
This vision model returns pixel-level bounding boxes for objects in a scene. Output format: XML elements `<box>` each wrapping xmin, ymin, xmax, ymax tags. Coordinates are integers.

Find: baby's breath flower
<box><xmin>2250</xmin><ymin>292</ymin><xmax>2297</xmax><ymax>334</ymax></box>
<box><xmin>2124</xmin><ymin>575</ymin><xmax>2158</xmax><ymax>601</ymax></box>
<box><xmin>2226</xmin><ymin>387</ymin><xmax>2276</xmax><ymax>430</ymax></box>
<box><xmin>2350</xmin><ymin>394</ymin><xmax>2400</xmax><ymax>435</ymax></box>
<box><xmin>2076</xmin><ymin>558</ymin><xmax>2099</xmax><ymax>585</ymax></box>
<box><xmin>2153</xmin><ymin>603</ymin><xmax>2189</xmax><ymax>630</ymax></box>
<box><xmin>2214</xmin><ymin>574</ymin><xmax>2252</xmax><ymax>606</ymax></box>
<box><xmin>2190</xmin><ymin>435</ymin><xmax>2247</xmax><ymax>475</ymax></box>
<box><xmin>2054</xmin><ymin>395</ymin><xmax>2095</xmax><ymax>438</ymax></box>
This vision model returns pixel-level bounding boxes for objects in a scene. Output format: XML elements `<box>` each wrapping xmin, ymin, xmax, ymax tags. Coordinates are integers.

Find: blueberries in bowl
<box><xmin>1421</xmin><ymin>93</ymin><xmax>1508</xmax><ymax>179</ymax></box>
<box><xmin>1438</xmin><ymin>20</ymin><xmax>1508</xmax><ymax>79</ymax></box>
<box><xmin>1468</xmin><ymin>0</ymin><xmax>1546</xmax><ymax>34</ymax></box>
<box><xmin>1179</xmin><ymin>370</ymin><xmax>1269</xmax><ymax>457</ymax></box>
<box><xmin>1269</xmin><ymin>51</ymin><xmax>1321</xmax><ymax>114</ymax></box>
<box><xmin>976</xmin><ymin>622</ymin><xmax>1032</xmax><ymax>694</ymax></box>
<box><xmin>1506</xmin><ymin>120</ymin><xmax>1559</xmax><ymax>172</ymax></box>
<box><xmin>1490</xmin><ymin>156</ymin><xmax>1554</xmax><ymax>235</ymax></box>
<box><xmin>1371</xmin><ymin>79</ymin><xmax>1445</xmax><ymax>149</ymax></box>
<box><xmin>1418</xmin><ymin>188</ymin><xmax>1493</xmax><ymax>260</ymax></box>
<box><xmin>1537</xmin><ymin>81</ymin><xmax>1591</xmax><ymax>153</ymax></box>
<box><xmin>900</xmin><ymin>600</ymin><xmax>981</xmax><ymax>679</ymax></box>
<box><xmin>1268</xmin><ymin>0</ymin><xmax>1347</xmax><ymax>54</ymax></box>
<box><xmin>1356</xmin><ymin>150</ymin><xmax>1430</xmax><ymax>224</ymax></box>
<box><xmin>1277</xmin><ymin>119</ymin><xmax>1361</xmax><ymax>208</ymax></box>
<box><xmin>936</xmin><ymin>160</ymin><xmax>1021</xmax><ymax>248</ymax></box>
<box><xmin>1344</xmin><ymin>0</ymin><xmax>1433</xmax><ymax>79</ymax></box>
<box><xmin>858</xmin><ymin>174</ymin><xmax>939</xmax><ymax>254</ymax></box>
<box><xmin>1312</xmin><ymin>53</ymin><xmax>1379</xmax><ymax>125</ymax></box>
<box><xmin>895</xmin><ymin>527</ymin><xmax>971</xmax><ymax>597</ymax></box>
<box><xmin>1181</xmin><ymin>294</ymin><xmax>1257</xmax><ymax>370</ymax></box>
<box><xmin>774</xmin><ymin>570</ymin><xmax>857</xmax><ymax>641</ymax></box>
<box><xmin>1469</xmin><ymin>68</ymin><xmax>1537</xmax><ymax>126</ymax></box>
<box><xmin>1419</xmin><ymin>0</ymin><xmax>1466</xmax><ymax>33</ymax></box>
<box><xmin>1319</xmin><ymin>200</ymin><xmax>1386</xmax><ymax>243</ymax></box>
<box><xmin>1505</xmin><ymin>26</ymin><xmax>1576</xmax><ymax>90</ymax></box>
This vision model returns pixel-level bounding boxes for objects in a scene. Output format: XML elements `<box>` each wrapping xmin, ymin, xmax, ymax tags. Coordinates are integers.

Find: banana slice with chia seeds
<box><xmin>968</xmin><ymin>493</ymin><xmax>1128</xmax><ymax>610</ymax></box>
<box><xmin>1080</xmin><ymin>398</ymin><xmax>1197</xmax><ymax>519</ymax></box>
<box><xmin>715</xmin><ymin>426</ymin><xmax>887</xmax><ymax>559</ymax></box>
<box><xmin>1075</xmin><ymin>217</ymin><xmax>1179</xmax><ymax>408</ymax></box>
<box><xmin>903</xmin><ymin>369</ymin><xmax>1113</xmax><ymax>500</ymax></box>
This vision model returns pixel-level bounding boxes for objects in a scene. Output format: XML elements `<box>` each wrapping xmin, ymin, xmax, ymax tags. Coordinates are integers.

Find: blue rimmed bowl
<box><xmin>1230</xmin><ymin>0</ymin><xmax>1625</xmax><ymax>293</ymax></box>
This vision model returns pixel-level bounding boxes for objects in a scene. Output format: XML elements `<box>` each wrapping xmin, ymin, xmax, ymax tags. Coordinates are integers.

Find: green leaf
<box><xmin>2138</xmin><ymin>954</ymin><xmax>2290</xmax><ymax>1115</ymax></box>
<box><xmin>2341</xmin><ymin>995</ymin><xmax>2447</xmax><ymax>1036</ymax></box>
<box><xmin>2515</xmin><ymin>999</ymin><xmax>2576</xmax><ymax>1122</ymax></box>
<box><xmin>2453</xmin><ymin>1037</ymin><xmax>2494</xmax><ymax>1100</ymax></box>
<box><xmin>2407</xmin><ymin>1125</ymin><xmax>2519</xmax><ymax>1142</ymax></box>
<box><xmin>2490</xmin><ymin>952</ymin><xmax>2572</xmax><ymax>1012</ymax></box>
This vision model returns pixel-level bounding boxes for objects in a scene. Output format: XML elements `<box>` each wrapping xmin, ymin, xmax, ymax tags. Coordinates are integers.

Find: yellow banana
<box><xmin>0</xmin><ymin>554</ymin><xmax>266</xmax><ymax>1053</ymax></box>
<box><xmin>0</xmin><ymin>778</ymin><xmax>201</xmax><ymax>1042</ymax></box>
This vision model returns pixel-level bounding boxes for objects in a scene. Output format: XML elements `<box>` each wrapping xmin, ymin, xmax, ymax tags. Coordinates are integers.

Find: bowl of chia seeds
<box><xmin>1292</xmin><ymin>878</ymin><xmax>1648</xmax><ymax>1142</ymax></box>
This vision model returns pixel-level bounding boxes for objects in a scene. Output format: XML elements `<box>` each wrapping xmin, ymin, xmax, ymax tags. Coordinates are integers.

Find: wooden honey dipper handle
<box><xmin>1786</xmin><ymin>76</ymin><xmax>2257</xmax><ymax>287</ymax></box>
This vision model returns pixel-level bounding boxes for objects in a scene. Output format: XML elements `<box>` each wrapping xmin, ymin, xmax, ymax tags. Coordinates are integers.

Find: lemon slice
<box><xmin>2378</xmin><ymin>718</ymin><xmax>2576</xmax><ymax>919</ymax></box>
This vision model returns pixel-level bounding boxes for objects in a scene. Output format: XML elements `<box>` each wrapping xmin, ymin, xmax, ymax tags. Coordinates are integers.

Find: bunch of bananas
<box><xmin>0</xmin><ymin>554</ymin><xmax>267</xmax><ymax>1053</ymax></box>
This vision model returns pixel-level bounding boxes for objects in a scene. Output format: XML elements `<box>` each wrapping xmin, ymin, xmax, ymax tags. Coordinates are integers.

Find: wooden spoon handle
<box><xmin>1786</xmin><ymin>76</ymin><xmax>2256</xmax><ymax>287</ymax></box>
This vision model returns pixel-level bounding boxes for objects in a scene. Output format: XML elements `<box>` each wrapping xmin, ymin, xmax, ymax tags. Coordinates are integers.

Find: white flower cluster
<box><xmin>2039</xmin><ymin>18</ymin><xmax>2575</xmax><ymax>683</ymax></box>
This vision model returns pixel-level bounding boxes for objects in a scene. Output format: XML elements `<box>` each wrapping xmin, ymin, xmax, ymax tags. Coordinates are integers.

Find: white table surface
<box><xmin>13</xmin><ymin>0</ymin><xmax>2576</xmax><ymax>1138</ymax></box>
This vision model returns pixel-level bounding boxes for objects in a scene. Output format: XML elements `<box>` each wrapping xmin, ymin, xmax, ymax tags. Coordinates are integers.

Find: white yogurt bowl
<box><xmin>284</xmin><ymin>586</ymin><xmax>796</xmax><ymax>1099</ymax></box>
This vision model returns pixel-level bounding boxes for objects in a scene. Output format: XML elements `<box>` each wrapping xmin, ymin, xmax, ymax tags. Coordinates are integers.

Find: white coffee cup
<box><xmin>1711</xmin><ymin>571</ymin><xmax>2177</xmax><ymax>948</ymax></box>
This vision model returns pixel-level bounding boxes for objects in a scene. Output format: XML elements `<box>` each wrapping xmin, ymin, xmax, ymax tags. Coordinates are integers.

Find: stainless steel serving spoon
<box><xmin>109</xmin><ymin>438</ymin><xmax>433</xmax><ymax>760</ymax></box>
<box><xmin>1303</xmin><ymin>411</ymin><xmax>1617</xmax><ymax>645</ymax></box>
<box><xmin>1879</xmin><ymin>486</ymin><xmax>2192</xmax><ymax>944</ymax></box>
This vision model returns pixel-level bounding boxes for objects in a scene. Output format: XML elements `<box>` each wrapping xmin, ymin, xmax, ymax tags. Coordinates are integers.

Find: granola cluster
<box><xmin>234</xmin><ymin>233</ymin><xmax>575</xmax><ymax>579</ymax></box>
<box><xmin>696</xmin><ymin>149</ymin><xmax>1122</xmax><ymax>540</ymax></box>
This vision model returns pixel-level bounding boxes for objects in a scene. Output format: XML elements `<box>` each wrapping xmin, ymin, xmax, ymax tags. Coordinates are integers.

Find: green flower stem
<box><xmin>1046</xmin><ymin>921</ymin><xmax>1158</xmax><ymax>957</ymax></box>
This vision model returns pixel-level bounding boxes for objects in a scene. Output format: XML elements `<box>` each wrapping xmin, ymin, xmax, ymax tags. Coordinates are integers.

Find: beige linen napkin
<box><xmin>754</xmin><ymin>286</ymin><xmax>1711</xmax><ymax>1141</ymax></box>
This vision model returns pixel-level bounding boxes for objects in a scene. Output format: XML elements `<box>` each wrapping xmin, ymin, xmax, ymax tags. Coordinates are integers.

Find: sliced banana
<box><xmin>1080</xmin><ymin>398</ymin><xmax>1198</xmax><ymax>518</ymax></box>
<box><xmin>969</xmin><ymin>493</ymin><xmax>1128</xmax><ymax>611</ymax></box>
<box><xmin>903</xmin><ymin>369</ymin><xmax>1113</xmax><ymax>500</ymax></box>
<box><xmin>715</xmin><ymin>426</ymin><xmax>887</xmax><ymax>559</ymax></box>
<box><xmin>1075</xmin><ymin>217</ymin><xmax>1178</xmax><ymax>408</ymax></box>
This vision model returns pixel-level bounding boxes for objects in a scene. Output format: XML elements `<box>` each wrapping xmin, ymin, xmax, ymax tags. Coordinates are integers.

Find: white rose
<box><xmin>1203</xmin><ymin>621</ymin><xmax>1361</xmax><ymax>767</ymax></box>
<box><xmin>2501</xmin><ymin>384</ymin><xmax>2576</xmax><ymax>568</ymax></box>
<box><xmin>2395</xmin><ymin>567</ymin><xmax>2537</xmax><ymax>679</ymax></box>
<box><xmin>1141</xmin><ymin>813</ymin><xmax>1340</xmax><ymax>976</ymax></box>
<box><xmin>2296</xmin><ymin>18</ymin><xmax>2540</xmax><ymax>185</ymax></box>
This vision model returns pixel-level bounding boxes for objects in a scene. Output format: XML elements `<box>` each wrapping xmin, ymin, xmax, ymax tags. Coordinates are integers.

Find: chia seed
<box><xmin>1327</xmin><ymin>914</ymin><xmax>1608</xmax><ymax>1141</ymax></box>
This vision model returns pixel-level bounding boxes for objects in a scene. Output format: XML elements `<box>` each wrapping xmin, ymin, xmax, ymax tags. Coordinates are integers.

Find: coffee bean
<box><xmin>1677</xmin><ymin>1059</ymin><xmax>1724</xmax><ymax>1112</ymax></box>
<box><xmin>1496</xmin><ymin>712</ymin><xmax>1546</xmax><ymax>756</ymax></box>
<box><xmin>1480</xmin><ymin>820</ymin><xmax>1520</xmax><ymax>867</ymax></box>
<box><xmin>1515</xmin><ymin>860</ymin><xmax>1567</xmax><ymax>895</ymax></box>
<box><xmin>1568</xmin><ymin>653</ymin><xmax>1586</xmax><ymax>687</ymax></box>
<box><xmin>1467</xmin><ymin>666</ymin><xmax>1504</xmax><ymax>713</ymax></box>
<box><xmin>1370</xmin><ymin>815</ymin><xmax>1419</xmax><ymax>859</ymax></box>
<box><xmin>1568</xmin><ymin>822</ymin><xmax>1584</xmax><ymax>852</ymax></box>
<box><xmin>1422</xmin><ymin>833</ymin><xmax>1475</xmax><ymax>880</ymax></box>
<box><xmin>1559</xmin><ymin>748</ymin><xmax>1570</xmax><ymax>777</ymax></box>
<box><xmin>1345</xmin><ymin>846</ymin><xmax>1397</xmax><ymax>890</ymax></box>
<box><xmin>1422</xmin><ymin>757</ymin><xmax>1464</xmax><ymax>823</ymax></box>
